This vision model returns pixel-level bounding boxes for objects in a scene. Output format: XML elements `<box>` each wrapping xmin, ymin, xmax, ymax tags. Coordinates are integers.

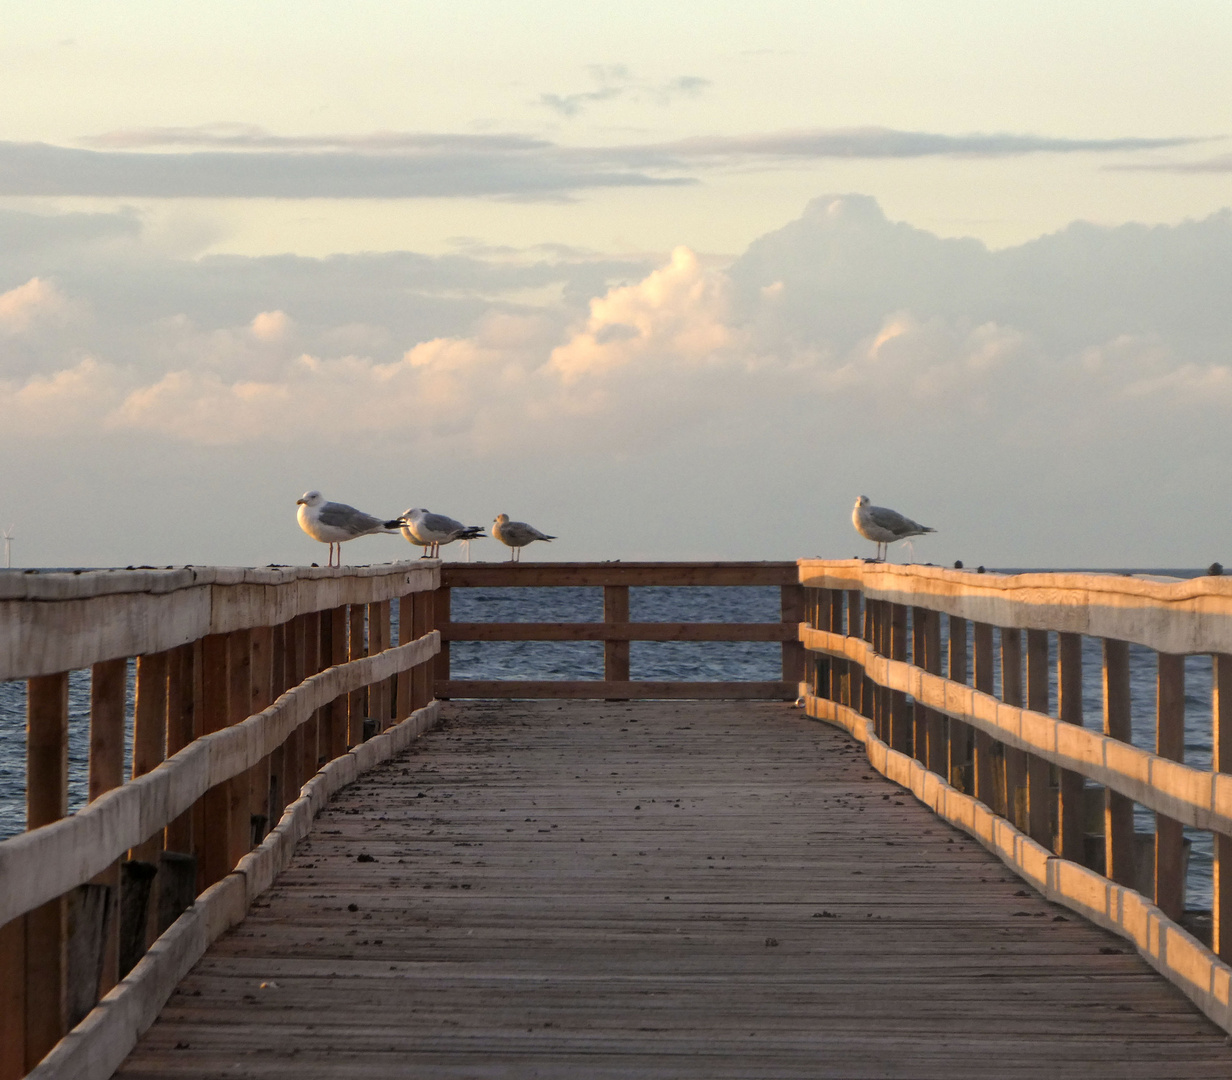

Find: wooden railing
<box><xmin>797</xmin><ymin>559</ymin><xmax>1232</xmax><ymax>1032</ymax></box>
<box><xmin>434</xmin><ymin>562</ymin><xmax>802</xmax><ymax>699</ymax></box>
<box><xmin>0</xmin><ymin>562</ymin><xmax>441</xmax><ymax>1080</ymax></box>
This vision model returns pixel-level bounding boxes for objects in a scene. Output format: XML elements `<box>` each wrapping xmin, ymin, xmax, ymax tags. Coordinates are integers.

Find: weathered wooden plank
<box><xmin>0</xmin><ymin>564</ymin><xmax>438</xmax><ymax>681</ymax></box>
<box><xmin>603</xmin><ymin>585</ymin><xmax>630</xmax><ymax>684</ymax></box>
<box><xmin>1056</xmin><ymin>632</ymin><xmax>1085</xmax><ymax>862</ymax></box>
<box><xmin>798</xmin><ymin>559</ymin><xmax>1232</xmax><ymax>656</ymax></box>
<box><xmin>110</xmin><ymin>700</ymin><xmax>1232</xmax><ymax>1079</ymax></box>
<box><xmin>439</xmin><ymin>680</ymin><xmax>795</xmax><ymax>700</ymax></box>
<box><xmin>89</xmin><ymin>658</ymin><xmax>128</xmax><ymax>998</ymax></box>
<box><xmin>799</xmin><ymin>626</ymin><xmax>1232</xmax><ymax>839</ymax></box>
<box><xmin>443</xmin><ymin>561</ymin><xmax>798</xmax><ymax>588</ymax></box>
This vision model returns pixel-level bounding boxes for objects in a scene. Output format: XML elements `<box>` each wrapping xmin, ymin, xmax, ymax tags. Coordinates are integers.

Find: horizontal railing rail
<box><xmin>435</xmin><ymin>561</ymin><xmax>802</xmax><ymax>700</ymax></box>
<box><xmin>797</xmin><ymin>559</ymin><xmax>1232</xmax><ymax>1035</ymax></box>
<box><xmin>0</xmin><ymin>561</ymin><xmax>442</xmax><ymax>1079</ymax></box>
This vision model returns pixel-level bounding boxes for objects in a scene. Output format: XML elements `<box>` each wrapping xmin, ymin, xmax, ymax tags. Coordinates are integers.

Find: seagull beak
<box><xmin>296</xmin><ymin>499</ymin><xmax>306</xmax><ymax>505</ymax></box>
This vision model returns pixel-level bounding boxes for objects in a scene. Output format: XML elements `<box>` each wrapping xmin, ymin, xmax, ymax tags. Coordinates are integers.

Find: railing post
<box><xmin>828</xmin><ymin>590</ymin><xmax>846</xmax><ymax>704</ymax></box>
<box><xmin>1102</xmin><ymin>639</ymin><xmax>1136</xmax><ymax>887</ymax></box>
<box><xmin>301</xmin><ymin>611</ymin><xmax>322</xmax><ymax>774</ymax></box>
<box><xmin>347</xmin><ymin>606</ymin><xmax>365</xmax><ymax>744</ymax></box>
<box><xmin>781</xmin><ymin>584</ymin><xmax>805</xmax><ymax>689</ymax></box>
<box><xmin>848</xmin><ymin>590</ymin><xmax>865</xmax><ymax>713</ymax></box>
<box><xmin>604</xmin><ymin>585</ymin><xmax>631</xmax><ymax>694</ymax></box>
<box><xmin>1000</xmin><ymin>629</ymin><xmax>1026</xmax><ymax>830</ymax></box>
<box><xmin>247</xmin><ymin>627</ymin><xmax>274</xmax><ymax>847</ymax></box>
<box><xmin>972</xmin><ymin>622</ymin><xmax>995</xmax><ymax>807</ymax></box>
<box><xmin>164</xmin><ymin>642</ymin><xmax>198</xmax><ymax>862</ymax></box>
<box><xmin>325</xmin><ymin>607</ymin><xmax>348</xmax><ymax>754</ymax></box>
<box><xmin>396</xmin><ymin>595</ymin><xmax>414</xmax><ymax>721</ymax></box>
<box><xmin>911</xmin><ymin>607</ymin><xmax>927</xmax><ymax>762</ymax></box>
<box><xmin>267</xmin><ymin>625</ymin><xmax>287</xmax><ymax>825</ymax></box>
<box><xmin>1155</xmin><ymin>652</ymin><xmax>1185</xmax><ymax>921</ymax></box>
<box><xmin>1214</xmin><ymin>653</ymin><xmax>1232</xmax><ymax>961</ymax></box>
<box><xmin>412</xmin><ymin>589</ymin><xmax>434</xmax><ymax>710</ymax></box>
<box><xmin>922</xmin><ymin>610</ymin><xmax>944</xmax><ymax>775</ymax></box>
<box><xmin>889</xmin><ymin>603</ymin><xmax>910</xmax><ymax>753</ymax></box>
<box><xmin>434</xmin><ymin>586</ymin><xmax>452</xmax><ymax>699</ymax></box>
<box><xmin>23</xmin><ymin>672</ymin><xmax>70</xmax><ymax>1071</ymax></box>
<box><xmin>947</xmin><ymin>615</ymin><xmax>969</xmax><ymax>791</ymax></box>
<box><xmin>1025</xmin><ymin>630</ymin><xmax>1051</xmax><ymax>846</ymax></box>
<box><xmin>226</xmin><ymin>628</ymin><xmax>254</xmax><ymax>871</ymax></box>
<box><xmin>132</xmin><ymin>652</ymin><xmax>169</xmax><ymax>867</ymax></box>
<box><xmin>366</xmin><ymin>602</ymin><xmax>389</xmax><ymax>732</ymax></box>
<box><xmin>1056</xmin><ymin>632</ymin><xmax>1085</xmax><ymax>861</ymax></box>
<box><xmin>199</xmin><ymin>633</ymin><xmax>231</xmax><ymax>889</ymax></box>
<box><xmin>88</xmin><ymin>658</ymin><xmax>128</xmax><ymax>1003</ymax></box>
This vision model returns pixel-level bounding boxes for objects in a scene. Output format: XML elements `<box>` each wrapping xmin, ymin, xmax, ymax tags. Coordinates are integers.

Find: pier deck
<box><xmin>115</xmin><ymin>700</ymin><xmax>1232</xmax><ymax>1079</ymax></box>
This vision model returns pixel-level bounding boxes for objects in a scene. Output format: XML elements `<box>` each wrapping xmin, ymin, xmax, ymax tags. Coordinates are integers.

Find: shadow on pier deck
<box><xmin>116</xmin><ymin>700</ymin><xmax>1232</xmax><ymax>1080</ymax></box>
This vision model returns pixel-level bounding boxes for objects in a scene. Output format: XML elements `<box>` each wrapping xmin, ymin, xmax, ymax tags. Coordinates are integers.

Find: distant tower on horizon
<box><xmin>2</xmin><ymin>525</ymin><xmax>13</xmax><ymax>569</ymax></box>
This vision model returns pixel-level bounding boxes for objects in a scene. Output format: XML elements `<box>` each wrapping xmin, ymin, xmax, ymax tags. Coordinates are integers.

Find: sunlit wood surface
<box><xmin>116</xmin><ymin>700</ymin><xmax>1232</xmax><ymax>1079</ymax></box>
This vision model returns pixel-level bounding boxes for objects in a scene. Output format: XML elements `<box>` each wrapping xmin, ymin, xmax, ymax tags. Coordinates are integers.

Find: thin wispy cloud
<box><xmin>537</xmin><ymin>67</ymin><xmax>712</xmax><ymax>117</ymax></box>
<box><xmin>0</xmin><ymin>126</ymin><xmax>1203</xmax><ymax>201</ymax></box>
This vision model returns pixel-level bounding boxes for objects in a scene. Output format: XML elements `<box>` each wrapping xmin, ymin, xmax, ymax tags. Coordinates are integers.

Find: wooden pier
<box><xmin>3</xmin><ymin>561</ymin><xmax>1232</xmax><ymax>1077</ymax></box>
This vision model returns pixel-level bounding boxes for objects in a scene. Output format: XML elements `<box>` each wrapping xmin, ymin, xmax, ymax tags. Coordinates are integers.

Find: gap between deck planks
<box><xmin>115</xmin><ymin>700</ymin><xmax>1232</xmax><ymax>1080</ymax></box>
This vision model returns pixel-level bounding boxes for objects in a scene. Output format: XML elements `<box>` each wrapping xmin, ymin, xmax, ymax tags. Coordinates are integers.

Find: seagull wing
<box><xmin>866</xmin><ymin>504</ymin><xmax>932</xmax><ymax>538</ymax></box>
<box><xmin>318</xmin><ymin>502</ymin><xmax>387</xmax><ymax>535</ymax></box>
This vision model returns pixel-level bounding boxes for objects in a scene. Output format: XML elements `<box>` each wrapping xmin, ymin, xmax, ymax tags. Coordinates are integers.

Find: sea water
<box><xmin>0</xmin><ymin>573</ymin><xmax>1219</xmax><ymax>910</ymax></box>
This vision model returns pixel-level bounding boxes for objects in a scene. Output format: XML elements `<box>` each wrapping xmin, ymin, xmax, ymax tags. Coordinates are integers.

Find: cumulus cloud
<box><xmin>4</xmin><ymin>195</ymin><xmax>1232</xmax><ymax>565</ymax></box>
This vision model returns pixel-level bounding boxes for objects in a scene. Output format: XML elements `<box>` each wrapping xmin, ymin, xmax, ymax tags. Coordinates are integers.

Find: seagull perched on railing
<box><xmin>492</xmin><ymin>513</ymin><xmax>555</xmax><ymax>562</ymax></box>
<box><xmin>296</xmin><ymin>491</ymin><xmax>404</xmax><ymax>567</ymax></box>
<box><xmin>401</xmin><ymin>508</ymin><xmax>486</xmax><ymax>559</ymax></box>
<box><xmin>852</xmin><ymin>495</ymin><xmax>935</xmax><ymax>562</ymax></box>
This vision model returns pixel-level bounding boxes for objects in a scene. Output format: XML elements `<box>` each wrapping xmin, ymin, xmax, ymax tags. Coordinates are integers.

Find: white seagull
<box><xmin>296</xmin><ymin>491</ymin><xmax>404</xmax><ymax>567</ymax></box>
<box><xmin>401</xmin><ymin>508</ymin><xmax>486</xmax><ymax>559</ymax></box>
<box><xmin>492</xmin><ymin>513</ymin><xmax>555</xmax><ymax>562</ymax></box>
<box><xmin>852</xmin><ymin>495</ymin><xmax>935</xmax><ymax>562</ymax></box>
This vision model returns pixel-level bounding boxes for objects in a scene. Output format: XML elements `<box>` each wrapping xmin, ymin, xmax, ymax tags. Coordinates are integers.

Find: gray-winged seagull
<box><xmin>296</xmin><ymin>490</ymin><xmax>404</xmax><ymax>567</ymax></box>
<box><xmin>492</xmin><ymin>513</ymin><xmax>555</xmax><ymax>562</ymax></box>
<box><xmin>852</xmin><ymin>495</ymin><xmax>935</xmax><ymax>562</ymax></box>
<box><xmin>401</xmin><ymin>508</ymin><xmax>486</xmax><ymax>559</ymax></box>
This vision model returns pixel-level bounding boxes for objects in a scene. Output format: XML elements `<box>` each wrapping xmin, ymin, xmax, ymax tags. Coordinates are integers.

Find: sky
<box><xmin>1</xmin><ymin>1</ymin><xmax>1231</xmax><ymax>569</ymax></box>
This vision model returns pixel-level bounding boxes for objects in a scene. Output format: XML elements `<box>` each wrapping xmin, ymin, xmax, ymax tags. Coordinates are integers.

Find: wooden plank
<box><xmin>164</xmin><ymin>642</ymin><xmax>198</xmax><ymax>857</ymax></box>
<box><xmin>797</xmin><ymin>558</ymin><xmax>1232</xmax><ymax>656</ymax></box>
<box><xmin>89</xmin><ymin>657</ymin><xmax>128</xmax><ymax>998</ymax></box>
<box><xmin>1056</xmin><ymin>632</ymin><xmax>1085</xmax><ymax>862</ymax></box>
<box><xmin>247</xmin><ymin>626</ymin><xmax>275</xmax><ymax>847</ymax></box>
<box><xmin>366</xmin><ymin>601</ymin><xmax>390</xmax><ymax>732</ymax></box>
<box><xmin>603</xmin><ymin>586</ymin><xmax>630</xmax><ymax>684</ymax></box>
<box><xmin>1215</xmin><ymin>653</ymin><xmax>1232</xmax><ymax>962</ymax></box>
<box><xmin>0</xmin><ymin>914</ymin><xmax>25</xmax><ymax>1080</ymax></box>
<box><xmin>1103</xmin><ymin>639</ymin><xmax>1136</xmax><ymax>888</ymax></box>
<box><xmin>25</xmin><ymin>672</ymin><xmax>69</xmax><ymax>1070</ymax></box>
<box><xmin>443</xmin><ymin>561</ymin><xmax>798</xmax><ymax>588</ymax></box>
<box><xmin>301</xmin><ymin>612</ymin><xmax>322</xmax><ymax>777</ymax></box>
<box><xmin>923</xmin><ymin>608</ymin><xmax>945</xmax><ymax>776</ymax></box>
<box><xmin>1156</xmin><ymin>652</ymin><xmax>1186</xmax><ymax>921</ymax></box>
<box><xmin>1025</xmin><ymin>629</ymin><xmax>1052</xmax><ymax>849</ymax></box>
<box><xmin>113</xmin><ymin>699</ymin><xmax>1232</xmax><ymax>1078</ymax></box>
<box><xmin>438</xmin><ymin>680</ymin><xmax>795</xmax><ymax>700</ymax></box>
<box><xmin>395</xmin><ymin>597</ymin><xmax>413</xmax><ymax>722</ymax></box>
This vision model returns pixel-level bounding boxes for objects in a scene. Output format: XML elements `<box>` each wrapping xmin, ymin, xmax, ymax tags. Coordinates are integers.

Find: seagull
<box><xmin>492</xmin><ymin>513</ymin><xmax>555</xmax><ymax>562</ymax></box>
<box><xmin>296</xmin><ymin>491</ymin><xmax>404</xmax><ymax>567</ymax></box>
<box><xmin>852</xmin><ymin>495</ymin><xmax>935</xmax><ymax>562</ymax></box>
<box><xmin>400</xmin><ymin>508</ymin><xmax>486</xmax><ymax>559</ymax></box>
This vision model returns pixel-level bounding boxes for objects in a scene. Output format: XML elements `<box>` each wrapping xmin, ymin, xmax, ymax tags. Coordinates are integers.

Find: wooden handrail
<box><xmin>0</xmin><ymin>562</ymin><xmax>441</xmax><ymax>1079</ymax></box>
<box><xmin>434</xmin><ymin>560</ymin><xmax>802</xmax><ymax>699</ymax></box>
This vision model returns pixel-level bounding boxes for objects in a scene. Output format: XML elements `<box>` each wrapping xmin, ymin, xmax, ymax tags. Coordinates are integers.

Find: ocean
<box><xmin>0</xmin><ymin>573</ymin><xmax>1219</xmax><ymax>910</ymax></box>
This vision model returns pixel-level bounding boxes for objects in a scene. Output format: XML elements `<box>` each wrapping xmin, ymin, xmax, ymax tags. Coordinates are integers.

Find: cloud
<box><xmin>4</xmin><ymin>196</ymin><xmax>1232</xmax><ymax>565</ymax></box>
<box><xmin>0</xmin><ymin>277</ymin><xmax>72</xmax><ymax>334</ymax></box>
<box><xmin>0</xmin><ymin>124</ymin><xmax>1195</xmax><ymax>200</ymax></box>
<box><xmin>537</xmin><ymin>68</ymin><xmax>711</xmax><ymax>117</ymax></box>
